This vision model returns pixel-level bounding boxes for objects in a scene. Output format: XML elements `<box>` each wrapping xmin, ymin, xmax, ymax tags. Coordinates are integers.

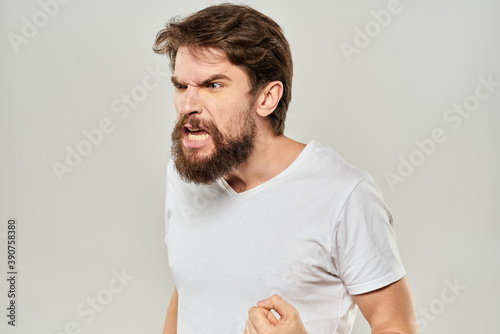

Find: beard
<box><xmin>171</xmin><ymin>108</ymin><xmax>256</xmax><ymax>185</ymax></box>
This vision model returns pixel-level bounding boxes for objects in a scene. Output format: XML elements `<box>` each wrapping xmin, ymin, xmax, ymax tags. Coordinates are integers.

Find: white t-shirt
<box><xmin>165</xmin><ymin>140</ymin><xmax>406</xmax><ymax>334</ymax></box>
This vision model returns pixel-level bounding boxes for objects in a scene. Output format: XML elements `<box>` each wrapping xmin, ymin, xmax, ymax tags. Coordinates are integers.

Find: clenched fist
<box><xmin>244</xmin><ymin>294</ymin><xmax>308</xmax><ymax>334</ymax></box>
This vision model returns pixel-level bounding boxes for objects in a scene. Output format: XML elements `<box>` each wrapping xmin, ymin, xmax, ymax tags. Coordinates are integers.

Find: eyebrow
<box><xmin>171</xmin><ymin>74</ymin><xmax>232</xmax><ymax>87</ymax></box>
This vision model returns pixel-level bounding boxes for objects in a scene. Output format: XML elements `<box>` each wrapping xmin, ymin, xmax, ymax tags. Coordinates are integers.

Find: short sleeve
<box><xmin>332</xmin><ymin>177</ymin><xmax>406</xmax><ymax>295</ymax></box>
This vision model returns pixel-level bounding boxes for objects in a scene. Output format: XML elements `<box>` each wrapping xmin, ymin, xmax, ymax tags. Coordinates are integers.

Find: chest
<box><xmin>166</xmin><ymin>189</ymin><xmax>340</xmax><ymax>301</ymax></box>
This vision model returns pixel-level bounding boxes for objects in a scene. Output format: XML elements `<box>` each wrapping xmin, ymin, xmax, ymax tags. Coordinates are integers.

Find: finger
<box><xmin>266</xmin><ymin>308</ymin><xmax>279</xmax><ymax>325</ymax></box>
<box><xmin>244</xmin><ymin>320</ymin><xmax>256</xmax><ymax>334</ymax></box>
<box><xmin>248</xmin><ymin>306</ymin><xmax>276</xmax><ymax>331</ymax></box>
<box><xmin>257</xmin><ymin>294</ymin><xmax>296</xmax><ymax>319</ymax></box>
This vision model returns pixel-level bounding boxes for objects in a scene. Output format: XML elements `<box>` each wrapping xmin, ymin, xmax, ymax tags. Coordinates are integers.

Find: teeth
<box><xmin>188</xmin><ymin>127</ymin><xmax>201</xmax><ymax>132</ymax></box>
<box><xmin>188</xmin><ymin>133</ymin><xmax>209</xmax><ymax>141</ymax></box>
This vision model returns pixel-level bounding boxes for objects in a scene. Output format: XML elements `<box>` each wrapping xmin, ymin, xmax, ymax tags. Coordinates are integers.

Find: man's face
<box><xmin>170</xmin><ymin>46</ymin><xmax>257</xmax><ymax>184</ymax></box>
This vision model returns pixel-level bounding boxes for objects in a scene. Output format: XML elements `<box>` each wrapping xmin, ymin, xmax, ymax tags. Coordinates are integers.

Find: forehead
<box><xmin>173</xmin><ymin>46</ymin><xmax>249</xmax><ymax>83</ymax></box>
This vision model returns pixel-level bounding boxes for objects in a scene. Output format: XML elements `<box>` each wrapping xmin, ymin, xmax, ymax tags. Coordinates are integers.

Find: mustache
<box><xmin>176</xmin><ymin>116</ymin><xmax>218</xmax><ymax>134</ymax></box>
<box><xmin>173</xmin><ymin>115</ymin><xmax>224</xmax><ymax>146</ymax></box>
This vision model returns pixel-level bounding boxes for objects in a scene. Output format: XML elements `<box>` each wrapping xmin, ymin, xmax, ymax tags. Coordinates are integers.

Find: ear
<box><xmin>254</xmin><ymin>81</ymin><xmax>283</xmax><ymax>117</ymax></box>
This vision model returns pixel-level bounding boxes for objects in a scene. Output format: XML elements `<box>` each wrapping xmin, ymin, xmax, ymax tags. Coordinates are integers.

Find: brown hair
<box><xmin>153</xmin><ymin>3</ymin><xmax>293</xmax><ymax>136</ymax></box>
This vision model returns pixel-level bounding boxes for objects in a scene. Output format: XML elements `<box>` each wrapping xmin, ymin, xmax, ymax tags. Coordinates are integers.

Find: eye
<box><xmin>172</xmin><ymin>80</ymin><xmax>187</xmax><ymax>90</ymax></box>
<box><xmin>207</xmin><ymin>82</ymin><xmax>222</xmax><ymax>89</ymax></box>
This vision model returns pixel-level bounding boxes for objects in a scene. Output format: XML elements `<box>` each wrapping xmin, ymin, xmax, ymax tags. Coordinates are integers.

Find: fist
<box><xmin>244</xmin><ymin>294</ymin><xmax>308</xmax><ymax>334</ymax></box>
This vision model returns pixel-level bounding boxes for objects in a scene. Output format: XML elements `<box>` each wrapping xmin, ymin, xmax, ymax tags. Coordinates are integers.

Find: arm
<box><xmin>352</xmin><ymin>276</ymin><xmax>419</xmax><ymax>334</ymax></box>
<box><xmin>162</xmin><ymin>287</ymin><xmax>178</xmax><ymax>334</ymax></box>
<box><xmin>244</xmin><ymin>276</ymin><xmax>418</xmax><ymax>334</ymax></box>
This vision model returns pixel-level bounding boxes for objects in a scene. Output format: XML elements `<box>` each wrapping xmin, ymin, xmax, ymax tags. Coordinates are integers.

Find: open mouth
<box><xmin>182</xmin><ymin>124</ymin><xmax>212</xmax><ymax>149</ymax></box>
<box><xmin>186</xmin><ymin>127</ymin><xmax>210</xmax><ymax>141</ymax></box>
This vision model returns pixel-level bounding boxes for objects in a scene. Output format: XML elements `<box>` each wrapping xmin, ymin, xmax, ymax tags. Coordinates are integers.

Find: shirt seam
<box><xmin>330</xmin><ymin>175</ymin><xmax>371</xmax><ymax>279</ymax></box>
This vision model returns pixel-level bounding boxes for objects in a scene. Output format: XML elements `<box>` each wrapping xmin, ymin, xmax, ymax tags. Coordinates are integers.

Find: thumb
<box><xmin>257</xmin><ymin>294</ymin><xmax>293</xmax><ymax>318</ymax></box>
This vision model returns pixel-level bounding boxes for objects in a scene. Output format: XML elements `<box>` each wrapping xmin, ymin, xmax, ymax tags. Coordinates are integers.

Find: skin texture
<box><xmin>172</xmin><ymin>47</ymin><xmax>258</xmax><ymax>164</ymax></box>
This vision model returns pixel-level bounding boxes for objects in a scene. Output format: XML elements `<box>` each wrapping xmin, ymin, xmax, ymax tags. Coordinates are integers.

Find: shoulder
<box><xmin>166</xmin><ymin>158</ymin><xmax>176</xmax><ymax>180</ymax></box>
<box><xmin>166</xmin><ymin>158</ymin><xmax>190</xmax><ymax>195</ymax></box>
<box><xmin>166</xmin><ymin>158</ymin><xmax>180</xmax><ymax>188</ymax></box>
<box><xmin>165</xmin><ymin>158</ymin><xmax>225</xmax><ymax>200</ymax></box>
<box><xmin>300</xmin><ymin>140</ymin><xmax>371</xmax><ymax>194</ymax></box>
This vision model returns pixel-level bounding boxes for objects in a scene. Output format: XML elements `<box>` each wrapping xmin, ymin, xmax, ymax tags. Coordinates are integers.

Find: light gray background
<box><xmin>1</xmin><ymin>0</ymin><xmax>499</xmax><ymax>333</ymax></box>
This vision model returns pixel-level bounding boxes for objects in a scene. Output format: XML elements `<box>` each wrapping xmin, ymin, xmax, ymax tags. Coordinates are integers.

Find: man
<box><xmin>154</xmin><ymin>3</ymin><xmax>418</xmax><ymax>334</ymax></box>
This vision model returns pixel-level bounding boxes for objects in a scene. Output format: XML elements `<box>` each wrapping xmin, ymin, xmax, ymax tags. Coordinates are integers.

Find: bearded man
<box><xmin>153</xmin><ymin>4</ymin><xmax>418</xmax><ymax>334</ymax></box>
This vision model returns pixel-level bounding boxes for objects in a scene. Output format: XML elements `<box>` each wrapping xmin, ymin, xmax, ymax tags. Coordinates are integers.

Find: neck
<box><xmin>223</xmin><ymin>133</ymin><xmax>306</xmax><ymax>193</ymax></box>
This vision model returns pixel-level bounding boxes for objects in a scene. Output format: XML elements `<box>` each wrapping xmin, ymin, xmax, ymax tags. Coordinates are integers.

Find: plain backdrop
<box><xmin>1</xmin><ymin>0</ymin><xmax>499</xmax><ymax>333</ymax></box>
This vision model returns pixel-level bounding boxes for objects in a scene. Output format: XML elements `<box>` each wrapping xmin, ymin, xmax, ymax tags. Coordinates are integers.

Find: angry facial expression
<box><xmin>170</xmin><ymin>46</ymin><xmax>257</xmax><ymax>184</ymax></box>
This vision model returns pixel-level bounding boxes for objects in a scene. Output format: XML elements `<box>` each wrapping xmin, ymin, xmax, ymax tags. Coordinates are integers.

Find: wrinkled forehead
<box><xmin>174</xmin><ymin>46</ymin><xmax>228</xmax><ymax>70</ymax></box>
<box><xmin>173</xmin><ymin>45</ymin><xmax>251</xmax><ymax>88</ymax></box>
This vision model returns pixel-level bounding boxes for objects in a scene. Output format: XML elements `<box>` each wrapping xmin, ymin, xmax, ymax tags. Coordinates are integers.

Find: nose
<box><xmin>178</xmin><ymin>86</ymin><xmax>202</xmax><ymax>117</ymax></box>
